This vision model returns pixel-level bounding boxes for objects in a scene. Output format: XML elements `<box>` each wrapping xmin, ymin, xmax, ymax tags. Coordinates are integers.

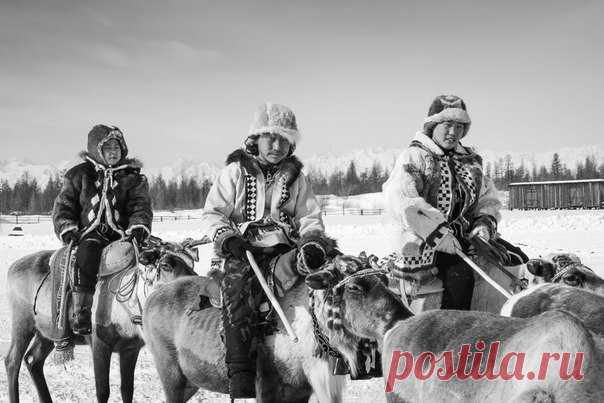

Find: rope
<box><xmin>332</xmin><ymin>268</ymin><xmax>388</xmax><ymax>290</ymax></box>
<box><xmin>33</xmin><ymin>271</ymin><xmax>50</xmax><ymax>315</ymax></box>
<box><xmin>104</xmin><ymin>239</ymin><xmax>145</xmax><ymax>325</ymax></box>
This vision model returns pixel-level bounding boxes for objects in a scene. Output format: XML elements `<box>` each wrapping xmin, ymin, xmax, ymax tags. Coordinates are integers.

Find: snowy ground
<box><xmin>1</xmin><ymin>209</ymin><xmax>604</xmax><ymax>402</ymax></box>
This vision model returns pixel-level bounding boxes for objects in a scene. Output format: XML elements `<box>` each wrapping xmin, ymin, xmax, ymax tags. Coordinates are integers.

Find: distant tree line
<box><xmin>1</xmin><ymin>154</ymin><xmax>603</xmax><ymax>213</ymax></box>
<box><xmin>307</xmin><ymin>162</ymin><xmax>389</xmax><ymax>196</ymax></box>
<box><xmin>486</xmin><ymin>154</ymin><xmax>604</xmax><ymax>190</ymax></box>
<box><xmin>0</xmin><ymin>174</ymin><xmax>213</xmax><ymax>214</ymax></box>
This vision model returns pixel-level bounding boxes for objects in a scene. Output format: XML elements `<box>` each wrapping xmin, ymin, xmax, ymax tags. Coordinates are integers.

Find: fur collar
<box><xmin>410</xmin><ymin>132</ymin><xmax>482</xmax><ymax>164</ymax></box>
<box><xmin>78</xmin><ymin>151</ymin><xmax>143</xmax><ymax>170</ymax></box>
<box><xmin>226</xmin><ymin>149</ymin><xmax>303</xmax><ymax>184</ymax></box>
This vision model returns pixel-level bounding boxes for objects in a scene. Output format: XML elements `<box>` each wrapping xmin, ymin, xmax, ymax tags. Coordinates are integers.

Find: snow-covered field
<box><xmin>1</xmin><ymin>209</ymin><xmax>604</xmax><ymax>402</ymax></box>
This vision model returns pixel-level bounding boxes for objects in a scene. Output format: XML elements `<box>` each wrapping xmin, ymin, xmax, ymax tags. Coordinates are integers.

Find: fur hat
<box><xmin>87</xmin><ymin>124</ymin><xmax>128</xmax><ymax>166</ymax></box>
<box><xmin>423</xmin><ymin>95</ymin><xmax>471</xmax><ymax>138</ymax></box>
<box><xmin>245</xmin><ymin>103</ymin><xmax>300</xmax><ymax>155</ymax></box>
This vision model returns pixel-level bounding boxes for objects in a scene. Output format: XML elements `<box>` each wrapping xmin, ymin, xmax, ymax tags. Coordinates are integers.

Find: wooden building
<box><xmin>508</xmin><ymin>179</ymin><xmax>604</xmax><ymax>209</ymax></box>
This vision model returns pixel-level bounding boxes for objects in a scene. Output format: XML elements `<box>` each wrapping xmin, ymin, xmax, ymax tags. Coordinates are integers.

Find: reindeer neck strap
<box><xmin>308</xmin><ymin>291</ymin><xmax>346</xmax><ymax>367</ymax></box>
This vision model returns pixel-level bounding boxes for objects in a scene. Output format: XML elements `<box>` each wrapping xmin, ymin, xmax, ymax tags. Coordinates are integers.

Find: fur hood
<box><xmin>226</xmin><ymin>149</ymin><xmax>303</xmax><ymax>186</ymax></box>
<box><xmin>85</xmin><ymin>124</ymin><xmax>129</xmax><ymax>166</ymax></box>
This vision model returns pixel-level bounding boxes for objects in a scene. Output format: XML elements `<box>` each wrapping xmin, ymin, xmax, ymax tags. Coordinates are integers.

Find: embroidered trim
<box><xmin>244</xmin><ymin>174</ymin><xmax>257</xmax><ymax>221</ymax></box>
<box><xmin>437</xmin><ymin>157</ymin><xmax>453</xmax><ymax>217</ymax></box>
<box><xmin>213</xmin><ymin>227</ymin><xmax>233</xmax><ymax>242</ymax></box>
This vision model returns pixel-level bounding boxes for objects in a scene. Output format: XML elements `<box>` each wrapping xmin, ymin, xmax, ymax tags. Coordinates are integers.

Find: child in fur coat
<box><xmin>200</xmin><ymin>103</ymin><xmax>337</xmax><ymax>400</ymax></box>
<box><xmin>52</xmin><ymin>124</ymin><xmax>152</xmax><ymax>335</ymax></box>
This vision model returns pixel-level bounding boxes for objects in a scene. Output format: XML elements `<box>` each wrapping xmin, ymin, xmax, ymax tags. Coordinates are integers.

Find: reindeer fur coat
<box><xmin>383</xmin><ymin>132</ymin><xmax>501</xmax><ymax>257</ymax></box>
<box><xmin>201</xmin><ymin>149</ymin><xmax>325</xmax><ymax>256</ymax></box>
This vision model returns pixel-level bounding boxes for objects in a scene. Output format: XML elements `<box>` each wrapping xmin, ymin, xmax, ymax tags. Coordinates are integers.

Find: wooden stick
<box><xmin>456</xmin><ymin>250</ymin><xmax>512</xmax><ymax>299</ymax></box>
<box><xmin>246</xmin><ymin>251</ymin><xmax>299</xmax><ymax>343</ymax></box>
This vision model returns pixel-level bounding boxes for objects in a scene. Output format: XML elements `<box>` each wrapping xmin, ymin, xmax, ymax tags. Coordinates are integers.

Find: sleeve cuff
<box><xmin>59</xmin><ymin>224</ymin><xmax>78</xmax><ymax>239</ymax></box>
<box><xmin>213</xmin><ymin>226</ymin><xmax>239</xmax><ymax>257</ymax></box>
<box><xmin>126</xmin><ymin>224</ymin><xmax>151</xmax><ymax>236</ymax></box>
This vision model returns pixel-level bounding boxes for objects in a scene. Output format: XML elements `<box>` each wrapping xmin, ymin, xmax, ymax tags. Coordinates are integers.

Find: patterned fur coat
<box><xmin>52</xmin><ymin>130</ymin><xmax>152</xmax><ymax>241</ymax></box>
<box><xmin>201</xmin><ymin>149</ymin><xmax>325</xmax><ymax>256</ymax></box>
<box><xmin>383</xmin><ymin>132</ymin><xmax>501</xmax><ymax>269</ymax></box>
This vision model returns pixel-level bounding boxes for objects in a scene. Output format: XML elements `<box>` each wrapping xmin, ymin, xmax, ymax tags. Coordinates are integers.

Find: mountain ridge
<box><xmin>2</xmin><ymin>144</ymin><xmax>602</xmax><ymax>188</ymax></box>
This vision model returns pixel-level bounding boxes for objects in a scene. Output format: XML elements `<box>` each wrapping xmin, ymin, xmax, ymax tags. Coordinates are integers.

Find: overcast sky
<box><xmin>1</xmin><ymin>0</ymin><xmax>603</xmax><ymax>168</ymax></box>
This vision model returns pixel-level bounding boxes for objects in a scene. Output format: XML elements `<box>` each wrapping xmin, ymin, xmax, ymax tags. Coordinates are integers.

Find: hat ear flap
<box><xmin>244</xmin><ymin>135</ymin><xmax>259</xmax><ymax>155</ymax></box>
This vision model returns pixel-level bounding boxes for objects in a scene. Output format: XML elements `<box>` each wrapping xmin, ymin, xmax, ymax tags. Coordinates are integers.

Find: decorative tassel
<box><xmin>53</xmin><ymin>338</ymin><xmax>75</xmax><ymax>365</ymax></box>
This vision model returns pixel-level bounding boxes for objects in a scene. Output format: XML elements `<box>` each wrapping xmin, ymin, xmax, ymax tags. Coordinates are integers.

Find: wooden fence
<box><xmin>1</xmin><ymin>208</ymin><xmax>385</xmax><ymax>225</ymax></box>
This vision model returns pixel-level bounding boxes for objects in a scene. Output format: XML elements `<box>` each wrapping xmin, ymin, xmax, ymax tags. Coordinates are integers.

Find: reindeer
<box><xmin>307</xmin><ymin>255</ymin><xmax>604</xmax><ymax>402</ymax></box>
<box><xmin>142</xmin><ymin>254</ymin><xmax>413</xmax><ymax>402</ymax></box>
<box><xmin>4</xmin><ymin>236</ymin><xmax>204</xmax><ymax>403</ymax></box>
<box><xmin>381</xmin><ymin>309</ymin><xmax>604</xmax><ymax>402</ymax></box>
<box><xmin>501</xmin><ymin>283</ymin><xmax>604</xmax><ymax>335</ymax></box>
<box><xmin>522</xmin><ymin>253</ymin><xmax>604</xmax><ymax>293</ymax></box>
<box><xmin>500</xmin><ymin>253</ymin><xmax>604</xmax><ymax>319</ymax></box>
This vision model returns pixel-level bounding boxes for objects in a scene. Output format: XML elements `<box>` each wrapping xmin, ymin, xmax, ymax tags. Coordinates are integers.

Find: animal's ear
<box><xmin>527</xmin><ymin>259</ymin><xmax>555</xmax><ymax>279</ymax></box>
<box><xmin>305</xmin><ymin>269</ymin><xmax>338</xmax><ymax>290</ymax></box>
<box><xmin>358</xmin><ymin>251</ymin><xmax>368</xmax><ymax>263</ymax></box>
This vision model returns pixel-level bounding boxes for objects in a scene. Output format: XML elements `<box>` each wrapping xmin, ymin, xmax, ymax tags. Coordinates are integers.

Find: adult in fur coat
<box><xmin>200</xmin><ymin>103</ymin><xmax>337</xmax><ymax>400</ymax></box>
<box><xmin>52</xmin><ymin>124</ymin><xmax>152</xmax><ymax>334</ymax></box>
<box><xmin>383</xmin><ymin>95</ymin><xmax>502</xmax><ymax>310</ymax></box>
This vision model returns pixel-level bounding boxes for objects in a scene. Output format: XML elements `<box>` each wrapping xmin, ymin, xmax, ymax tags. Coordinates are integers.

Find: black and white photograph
<box><xmin>1</xmin><ymin>1</ymin><xmax>604</xmax><ymax>402</ymax></box>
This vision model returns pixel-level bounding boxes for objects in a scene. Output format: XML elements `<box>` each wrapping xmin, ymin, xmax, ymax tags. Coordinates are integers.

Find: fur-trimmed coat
<box><xmin>383</xmin><ymin>132</ymin><xmax>501</xmax><ymax>256</ymax></box>
<box><xmin>52</xmin><ymin>153</ymin><xmax>152</xmax><ymax>240</ymax></box>
<box><xmin>201</xmin><ymin>149</ymin><xmax>325</xmax><ymax>256</ymax></box>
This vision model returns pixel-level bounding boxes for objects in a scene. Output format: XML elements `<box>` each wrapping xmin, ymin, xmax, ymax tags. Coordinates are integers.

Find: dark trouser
<box><xmin>435</xmin><ymin>252</ymin><xmax>475</xmax><ymax>310</ymax></box>
<box><xmin>73</xmin><ymin>227</ymin><xmax>120</xmax><ymax>292</ymax></box>
<box><xmin>72</xmin><ymin>226</ymin><xmax>120</xmax><ymax>334</ymax></box>
<box><xmin>221</xmin><ymin>248</ymin><xmax>297</xmax><ymax>399</ymax></box>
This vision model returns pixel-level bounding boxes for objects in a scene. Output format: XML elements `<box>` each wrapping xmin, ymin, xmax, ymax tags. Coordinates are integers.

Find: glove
<box><xmin>61</xmin><ymin>229</ymin><xmax>80</xmax><ymax>245</ymax></box>
<box><xmin>299</xmin><ymin>242</ymin><xmax>327</xmax><ymax>273</ymax></box>
<box><xmin>128</xmin><ymin>228</ymin><xmax>148</xmax><ymax>245</ymax></box>
<box><xmin>469</xmin><ymin>223</ymin><xmax>492</xmax><ymax>242</ymax></box>
<box><xmin>224</xmin><ymin>236</ymin><xmax>253</xmax><ymax>260</ymax></box>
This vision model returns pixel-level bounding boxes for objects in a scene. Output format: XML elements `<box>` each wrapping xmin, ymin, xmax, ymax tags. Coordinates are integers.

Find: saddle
<box><xmin>96</xmin><ymin>240</ymin><xmax>139</xmax><ymax>328</ymax></box>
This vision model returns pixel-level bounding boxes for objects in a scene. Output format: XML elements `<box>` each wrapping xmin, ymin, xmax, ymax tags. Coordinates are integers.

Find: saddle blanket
<box><xmin>47</xmin><ymin>245</ymin><xmax>77</xmax><ymax>341</ymax></box>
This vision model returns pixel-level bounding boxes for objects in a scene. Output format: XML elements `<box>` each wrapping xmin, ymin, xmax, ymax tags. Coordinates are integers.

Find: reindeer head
<box><xmin>305</xmin><ymin>254</ymin><xmax>413</xmax><ymax>374</ymax></box>
<box><xmin>527</xmin><ymin>253</ymin><xmax>604</xmax><ymax>294</ymax></box>
<box><xmin>138</xmin><ymin>236</ymin><xmax>206</xmax><ymax>285</ymax></box>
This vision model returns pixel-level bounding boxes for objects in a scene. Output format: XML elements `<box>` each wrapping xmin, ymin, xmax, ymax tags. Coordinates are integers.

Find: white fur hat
<box><xmin>247</xmin><ymin>102</ymin><xmax>300</xmax><ymax>146</ymax></box>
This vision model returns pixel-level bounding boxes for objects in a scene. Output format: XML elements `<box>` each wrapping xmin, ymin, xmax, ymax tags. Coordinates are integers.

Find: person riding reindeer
<box><xmin>200</xmin><ymin>103</ymin><xmax>338</xmax><ymax>400</ymax></box>
<box><xmin>52</xmin><ymin>124</ymin><xmax>152</xmax><ymax>335</ymax></box>
<box><xmin>383</xmin><ymin>95</ymin><xmax>525</xmax><ymax>311</ymax></box>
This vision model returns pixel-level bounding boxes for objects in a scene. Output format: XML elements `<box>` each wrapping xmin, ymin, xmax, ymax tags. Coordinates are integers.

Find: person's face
<box><xmin>102</xmin><ymin>139</ymin><xmax>122</xmax><ymax>166</ymax></box>
<box><xmin>432</xmin><ymin>121</ymin><xmax>465</xmax><ymax>150</ymax></box>
<box><xmin>256</xmin><ymin>133</ymin><xmax>290</xmax><ymax>165</ymax></box>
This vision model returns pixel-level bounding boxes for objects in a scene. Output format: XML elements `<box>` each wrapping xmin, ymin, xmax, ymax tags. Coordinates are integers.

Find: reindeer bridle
<box><xmin>551</xmin><ymin>263</ymin><xmax>594</xmax><ymax>283</ymax></box>
<box><xmin>104</xmin><ymin>236</ymin><xmax>207</xmax><ymax>325</ymax></box>
<box><xmin>306</xmin><ymin>258</ymin><xmax>388</xmax><ymax>372</ymax></box>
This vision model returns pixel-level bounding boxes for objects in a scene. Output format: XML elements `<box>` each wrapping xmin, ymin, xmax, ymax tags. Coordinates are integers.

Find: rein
<box><xmin>332</xmin><ymin>267</ymin><xmax>388</xmax><ymax>290</ymax></box>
